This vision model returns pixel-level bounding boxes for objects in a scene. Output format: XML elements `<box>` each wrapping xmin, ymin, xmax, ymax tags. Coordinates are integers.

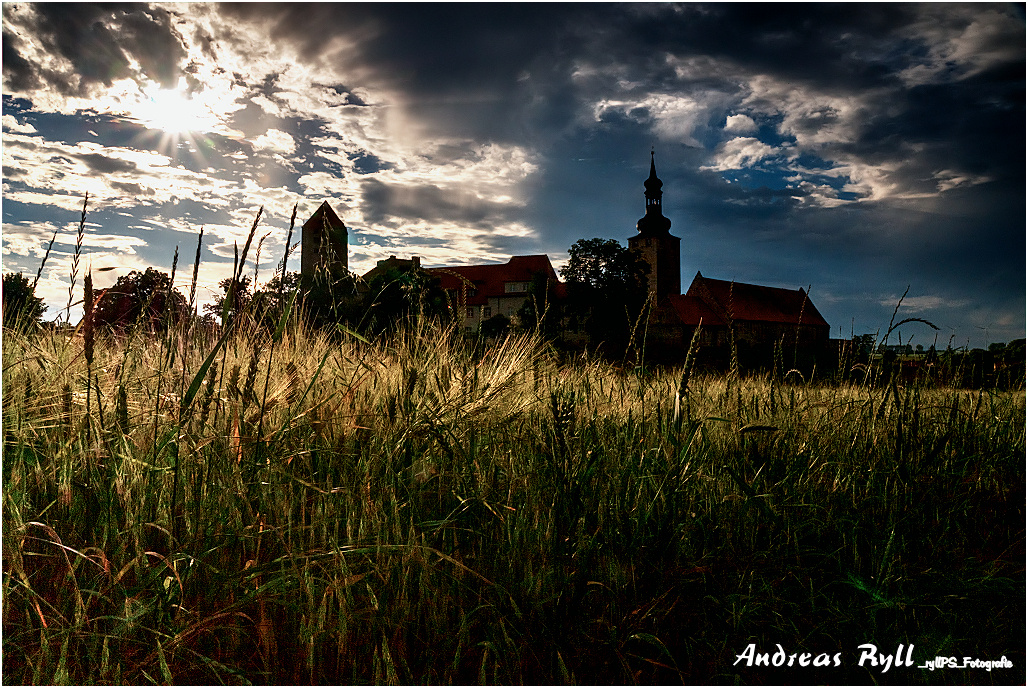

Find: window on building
<box><xmin>504</xmin><ymin>281</ymin><xmax>529</xmax><ymax>293</ymax></box>
<box><xmin>466</xmin><ymin>307</ymin><xmax>475</xmax><ymax>318</ymax></box>
<box><xmin>484</xmin><ymin>306</ymin><xmax>491</xmax><ymax>318</ymax></box>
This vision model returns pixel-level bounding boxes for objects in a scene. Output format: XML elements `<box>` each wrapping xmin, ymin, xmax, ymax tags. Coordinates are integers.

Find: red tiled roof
<box><xmin>426</xmin><ymin>255</ymin><xmax>565</xmax><ymax>305</ymax></box>
<box><xmin>673</xmin><ymin>272</ymin><xmax>829</xmax><ymax>328</ymax></box>
<box><xmin>666</xmin><ymin>294</ymin><xmax>728</xmax><ymax>326</ymax></box>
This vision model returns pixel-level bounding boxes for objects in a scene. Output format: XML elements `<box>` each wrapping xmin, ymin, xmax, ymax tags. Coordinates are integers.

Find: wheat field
<box><xmin>2</xmin><ymin>299</ymin><xmax>1024</xmax><ymax>684</ymax></box>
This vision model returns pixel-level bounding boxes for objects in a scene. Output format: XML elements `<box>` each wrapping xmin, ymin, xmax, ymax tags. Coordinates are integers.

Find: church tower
<box><xmin>628</xmin><ymin>151</ymin><xmax>680</xmax><ymax>302</ymax></box>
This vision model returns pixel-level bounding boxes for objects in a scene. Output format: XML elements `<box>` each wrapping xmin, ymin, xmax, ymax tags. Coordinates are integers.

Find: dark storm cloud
<box><xmin>2</xmin><ymin>3</ymin><xmax>187</xmax><ymax>96</ymax></box>
<box><xmin>216</xmin><ymin>3</ymin><xmax>1023</xmax><ymax>182</ymax></box>
<box><xmin>217</xmin><ymin>3</ymin><xmax>584</xmax><ymax>143</ymax></box>
<box><xmin>360</xmin><ymin>178</ymin><xmax>520</xmax><ymax>229</ymax></box>
<box><xmin>76</xmin><ymin>152</ymin><xmax>138</xmax><ymax>174</ymax></box>
<box><xmin>615</xmin><ymin>4</ymin><xmax>919</xmax><ymax>88</ymax></box>
<box><xmin>2</xmin><ymin>26</ymin><xmax>41</xmax><ymax>92</ymax></box>
<box><xmin>853</xmin><ymin>71</ymin><xmax>1025</xmax><ymax>172</ymax></box>
<box><xmin>109</xmin><ymin>180</ymin><xmax>149</xmax><ymax>196</ymax></box>
<box><xmin>221</xmin><ymin>3</ymin><xmax>568</xmax><ymax>91</ymax></box>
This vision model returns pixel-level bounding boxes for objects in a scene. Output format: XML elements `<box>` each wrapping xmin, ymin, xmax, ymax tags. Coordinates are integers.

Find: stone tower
<box><xmin>300</xmin><ymin>201</ymin><xmax>348</xmax><ymax>287</ymax></box>
<box><xmin>627</xmin><ymin>151</ymin><xmax>680</xmax><ymax>303</ymax></box>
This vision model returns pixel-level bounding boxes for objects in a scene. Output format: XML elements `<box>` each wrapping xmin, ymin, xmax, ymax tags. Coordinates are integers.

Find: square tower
<box><xmin>300</xmin><ymin>201</ymin><xmax>348</xmax><ymax>287</ymax></box>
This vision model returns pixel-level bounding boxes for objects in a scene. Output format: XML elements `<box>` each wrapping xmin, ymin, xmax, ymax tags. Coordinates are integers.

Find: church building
<box><xmin>634</xmin><ymin>153</ymin><xmax>831</xmax><ymax>368</ymax></box>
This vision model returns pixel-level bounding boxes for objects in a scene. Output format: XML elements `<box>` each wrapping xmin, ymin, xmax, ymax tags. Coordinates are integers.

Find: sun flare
<box><xmin>136</xmin><ymin>86</ymin><xmax>215</xmax><ymax>134</ymax></box>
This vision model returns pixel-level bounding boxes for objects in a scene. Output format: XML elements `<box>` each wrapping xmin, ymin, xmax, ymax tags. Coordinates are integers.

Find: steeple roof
<box><xmin>634</xmin><ymin>150</ymin><xmax>672</xmax><ymax>236</ymax></box>
<box><xmin>302</xmin><ymin>200</ymin><xmax>346</xmax><ymax>233</ymax></box>
<box><xmin>644</xmin><ymin>150</ymin><xmax>663</xmax><ymax>194</ymax></box>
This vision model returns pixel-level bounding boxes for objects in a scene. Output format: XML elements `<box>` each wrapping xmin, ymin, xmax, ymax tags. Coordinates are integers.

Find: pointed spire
<box><xmin>637</xmin><ymin>150</ymin><xmax>670</xmax><ymax>235</ymax></box>
<box><xmin>644</xmin><ymin>149</ymin><xmax>664</xmax><ymax>195</ymax></box>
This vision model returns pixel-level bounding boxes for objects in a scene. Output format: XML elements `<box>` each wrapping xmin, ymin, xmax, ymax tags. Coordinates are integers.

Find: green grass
<box><xmin>3</xmin><ymin>301</ymin><xmax>1024</xmax><ymax>685</ymax></box>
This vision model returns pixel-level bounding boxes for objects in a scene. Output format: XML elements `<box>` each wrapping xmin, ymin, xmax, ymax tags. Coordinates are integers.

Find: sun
<box><xmin>136</xmin><ymin>86</ymin><xmax>215</xmax><ymax>134</ymax></box>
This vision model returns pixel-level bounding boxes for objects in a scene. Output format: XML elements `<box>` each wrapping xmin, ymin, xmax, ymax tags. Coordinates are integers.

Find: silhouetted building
<box><xmin>361</xmin><ymin>255</ymin><xmax>421</xmax><ymax>288</ymax></box>
<box><xmin>628</xmin><ymin>150</ymin><xmax>681</xmax><ymax>303</ymax></box>
<box><xmin>427</xmin><ymin>255</ymin><xmax>565</xmax><ymax>333</ymax></box>
<box><xmin>296</xmin><ymin>198</ymin><xmax>565</xmax><ymax>333</ymax></box>
<box><xmin>635</xmin><ymin>153</ymin><xmax>831</xmax><ymax>369</ymax></box>
<box><xmin>661</xmin><ymin>273</ymin><xmax>831</xmax><ymax>368</ymax></box>
<box><xmin>301</xmin><ymin>201</ymin><xmax>348</xmax><ymax>287</ymax></box>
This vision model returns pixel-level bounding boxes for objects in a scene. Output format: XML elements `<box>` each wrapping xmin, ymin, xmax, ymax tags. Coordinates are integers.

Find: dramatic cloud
<box><xmin>1</xmin><ymin>2</ymin><xmax>1023</xmax><ymax>347</ymax></box>
<box><xmin>2</xmin><ymin>3</ymin><xmax>187</xmax><ymax>95</ymax></box>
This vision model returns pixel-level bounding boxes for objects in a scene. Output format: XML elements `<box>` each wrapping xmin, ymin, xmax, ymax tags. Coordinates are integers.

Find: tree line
<box><xmin>2</xmin><ymin>237</ymin><xmax>653</xmax><ymax>358</ymax></box>
<box><xmin>5</xmin><ymin>239</ymin><xmax>1026</xmax><ymax>384</ymax></box>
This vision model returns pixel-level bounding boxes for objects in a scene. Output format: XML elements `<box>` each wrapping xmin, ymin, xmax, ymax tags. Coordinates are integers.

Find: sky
<box><xmin>2</xmin><ymin>3</ymin><xmax>1024</xmax><ymax>349</ymax></box>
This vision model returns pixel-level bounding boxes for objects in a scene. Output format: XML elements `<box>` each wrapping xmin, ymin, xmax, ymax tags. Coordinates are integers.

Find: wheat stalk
<box><xmin>65</xmin><ymin>194</ymin><xmax>88</xmax><ymax>323</ymax></box>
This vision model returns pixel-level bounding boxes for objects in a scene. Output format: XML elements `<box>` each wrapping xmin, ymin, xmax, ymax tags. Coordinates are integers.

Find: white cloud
<box><xmin>348</xmin><ymin>218</ymin><xmax>534</xmax><ymax>275</ymax></box>
<box><xmin>702</xmin><ymin>136</ymin><xmax>777</xmax><ymax>171</ymax></box>
<box><xmin>792</xmin><ymin>180</ymin><xmax>847</xmax><ymax>209</ymax></box>
<box><xmin>1</xmin><ymin>221</ymin><xmax>62</xmax><ymax>262</ymax></box>
<box><xmin>879</xmin><ymin>294</ymin><xmax>971</xmax><ymax>312</ymax></box>
<box><xmin>897</xmin><ymin>6</ymin><xmax>1026</xmax><ymax>86</ymax></box>
<box><xmin>1</xmin><ymin>129</ymin><xmax>305</xmax><ymax>219</ymax></box>
<box><xmin>592</xmin><ymin>93</ymin><xmax>713</xmax><ymax>146</ymax></box>
<box><xmin>742</xmin><ymin>74</ymin><xmax>872</xmax><ymax>150</ymax></box>
<box><xmin>724</xmin><ymin>114</ymin><xmax>757</xmax><ymax>134</ymax></box>
<box><xmin>732</xmin><ymin>74</ymin><xmax>963</xmax><ymax>205</ymax></box>
<box><xmin>250</xmin><ymin>94</ymin><xmax>286</xmax><ymax>119</ymax></box>
<box><xmin>251</xmin><ymin>128</ymin><xmax>296</xmax><ymax>156</ymax></box>
<box><xmin>3</xmin><ymin>4</ymin><xmax>552</xmax><ymax>289</ymax></box>
<box><xmin>933</xmin><ymin>169</ymin><xmax>993</xmax><ymax>193</ymax></box>
<box><xmin>2</xmin><ymin>115</ymin><xmax>37</xmax><ymax>134</ymax></box>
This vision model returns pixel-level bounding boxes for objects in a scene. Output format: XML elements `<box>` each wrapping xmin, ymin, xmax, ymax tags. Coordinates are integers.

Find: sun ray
<box><xmin>135</xmin><ymin>85</ymin><xmax>217</xmax><ymax>135</ymax></box>
<box><xmin>122</xmin><ymin>80</ymin><xmax>223</xmax><ymax>166</ymax></box>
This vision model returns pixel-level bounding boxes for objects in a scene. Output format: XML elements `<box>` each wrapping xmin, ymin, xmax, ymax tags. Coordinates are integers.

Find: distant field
<box><xmin>3</xmin><ymin>315</ymin><xmax>1024</xmax><ymax>685</ymax></box>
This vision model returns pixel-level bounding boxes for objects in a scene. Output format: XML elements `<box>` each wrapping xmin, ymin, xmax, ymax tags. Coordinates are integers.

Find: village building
<box><xmin>297</xmin><ymin>205</ymin><xmax>564</xmax><ymax>332</ymax></box>
<box><xmin>426</xmin><ymin>255</ymin><xmax>565</xmax><ymax>334</ymax></box>
<box><xmin>297</xmin><ymin>151</ymin><xmax>831</xmax><ymax>367</ymax></box>
<box><xmin>662</xmin><ymin>273</ymin><xmax>831</xmax><ymax>368</ymax></box>
<box><xmin>360</xmin><ymin>255</ymin><xmax>421</xmax><ymax>286</ymax></box>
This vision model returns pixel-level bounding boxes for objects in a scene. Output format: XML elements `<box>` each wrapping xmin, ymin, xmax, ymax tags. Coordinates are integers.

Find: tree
<box><xmin>252</xmin><ymin>271</ymin><xmax>302</xmax><ymax>330</ymax></box>
<box><xmin>561</xmin><ymin>238</ymin><xmax>650</xmax><ymax>356</ymax></box>
<box><xmin>202</xmin><ymin>272</ymin><xmax>305</xmax><ymax>331</ymax></box>
<box><xmin>514</xmin><ymin>272</ymin><xmax>566</xmax><ymax>339</ymax></box>
<box><xmin>562</xmin><ymin>238</ymin><xmax>649</xmax><ymax>293</ymax></box>
<box><xmin>203</xmin><ymin>275</ymin><xmax>253</xmax><ymax>326</ymax></box>
<box><xmin>360</xmin><ymin>264</ymin><xmax>449</xmax><ymax>335</ymax></box>
<box><xmin>93</xmin><ymin>268</ymin><xmax>188</xmax><ymax>332</ymax></box>
<box><xmin>302</xmin><ymin>265</ymin><xmax>362</xmax><ymax>331</ymax></box>
<box><xmin>2</xmin><ymin>272</ymin><xmax>46</xmax><ymax>328</ymax></box>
